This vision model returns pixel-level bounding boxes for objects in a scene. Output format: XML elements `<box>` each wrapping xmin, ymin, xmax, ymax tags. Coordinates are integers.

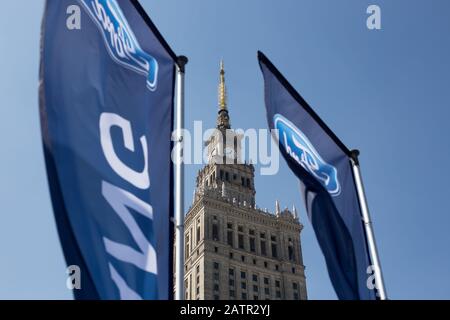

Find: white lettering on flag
<box><xmin>100</xmin><ymin>112</ymin><xmax>149</xmax><ymax>189</ymax></box>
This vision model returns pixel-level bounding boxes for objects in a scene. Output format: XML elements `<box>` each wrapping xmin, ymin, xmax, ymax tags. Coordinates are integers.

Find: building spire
<box><xmin>292</xmin><ymin>204</ymin><xmax>298</xmax><ymax>219</ymax></box>
<box><xmin>218</xmin><ymin>59</ymin><xmax>227</xmax><ymax>111</ymax></box>
<box><xmin>275</xmin><ymin>200</ymin><xmax>281</xmax><ymax>217</ymax></box>
<box><xmin>216</xmin><ymin>59</ymin><xmax>231</xmax><ymax>129</ymax></box>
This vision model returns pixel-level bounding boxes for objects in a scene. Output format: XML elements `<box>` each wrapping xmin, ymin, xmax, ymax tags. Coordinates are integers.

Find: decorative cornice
<box><xmin>186</xmin><ymin>191</ymin><xmax>303</xmax><ymax>232</ymax></box>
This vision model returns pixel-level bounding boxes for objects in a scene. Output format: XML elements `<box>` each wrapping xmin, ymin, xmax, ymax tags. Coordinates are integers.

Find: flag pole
<box><xmin>350</xmin><ymin>150</ymin><xmax>387</xmax><ymax>300</ymax></box>
<box><xmin>175</xmin><ymin>55</ymin><xmax>188</xmax><ymax>300</ymax></box>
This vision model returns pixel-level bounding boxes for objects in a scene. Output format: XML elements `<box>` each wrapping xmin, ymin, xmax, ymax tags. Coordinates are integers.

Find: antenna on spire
<box><xmin>216</xmin><ymin>59</ymin><xmax>231</xmax><ymax>129</ymax></box>
<box><xmin>218</xmin><ymin>59</ymin><xmax>227</xmax><ymax>111</ymax></box>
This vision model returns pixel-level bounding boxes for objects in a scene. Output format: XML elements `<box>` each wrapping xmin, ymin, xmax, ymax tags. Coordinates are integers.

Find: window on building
<box><xmin>241</xmin><ymin>177</ymin><xmax>245</xmax><ymax>186</ymax></box>
<box><xmin>253</xmin><ymin>285</ymin><xmax>258</xmax><ymax>292</ymax></box>
<box><xmin>225</xmin><ymin>172</ymin><xmax>229</xmax><ymax>181</ymax></box>
<box><xmin>246</xmin><ymin>178</ymin><xmax>250</xmax><ymax>187</ymax></box>
<box><xmin>264</xmin><ymin>261</ymin><xmax>268</xmax><ymax>268</ymax></box>
<box><xmin>253</xmin><ymin>259</ymin><xmax>257</xmax><ymax>265</ymax></box>
<box><xmin>229</xmin><ymin>290</ymin><xmax>235</xmax><ymax>299</ymax></box>
<box><xmin>214</xmin><ymin>272</ymin><xmax>219</xmax><ymax>281</ymax></box>
<box><xmin>229</xmin><ymin>279</ymin><xmax>234</xmax><ymax>286</ymax></box>
<box><xmin>214</xmin><ymin>246</ymin><xmax>218</xmax><ymax>253</ymax></box>
<box><xmin>233</xmin><ymin>174</ymin><xmax>237</xmax><ymax>180</ymax></box>
<box><xmin>196</xmin><ymin>223</ymin><xmax>201</xmax><ymax>244</ymax></box>
<box><xmin>292</xmin><ymin>267</ymin><xmax>296</xmax><ymax>274</ymax></box>
<box><xmin>275</xmin><ymin>264</ymin><xmax>279</xmax><ymax>271</ymax></box>
<box><xmin>271</xmin><ymin>243</ymin><xmax>278</xmax><ymax>258</ymax></box>
<box><xmin>242</xmin><ymin>292</ymin><xmax>247</xmax><ymax>300</ymax></box>
<box><xmin>214</xmin><ymin>284</ymin><xmax>219</xmax><ymax>291</ymax></box>
<box><xmin>276</xmin><ymin>290</ymin><xmax>281</xmax><ymax>298</ymax></box>
<box><xmin>214</xmin><ymin>295</ymin><xmax>220</xmax><ymax>300</ymax></box>
<box><xmin>227</xmin><ymin>230</ymin><xmax>233</xmax><ymax>247</ymax></box>
<box><xmin>196</xmin><ymin>286</ymin><xmax>200</xmax><ymax>295</ymax></box>
<box><xmin>238</xmin><ymin>225</ymin><xmax>244</xmax><ymax>232</ymax></box>
<box><xmin>227</xmin><ymin>223</ymin><xmax>233</xmax><ymax>229</ymax></box>
<box><xmin>214</xmin><ymin>262</ymin><xmax>219</xmax><ymax>270</ymax></box>
<box><xmin>260</xmin><ymin>240</ymin><xmax>267</xmax><ymax>256</ymax></box>
<box><xmin>185</xmin><ymin>279</ymin><xmax>189</xmax><ymax>299</ymax></box>
<box><xmin>264</xmin><ymin>277</ymin><xmax>269</xmax><ymax>285</ymax></box>
<box><xmin>252</xmin><ymin>274</ymin><xmax>258</xmax><ymax>282</ymax></box>
<box><xmin>229</xmin><ymin>252</ymin><xmax>233</xmax><ymax>259</ymax></box>
<box><xmin>185</xmin><ymin>234</ymin><xmax>190</xmax><ymax>260</ymax></box>
<box><xmin>288</xmin><ymin>238</ymin><xmax>295</xmax><ymax>261</ymax></box>
<box><xmin>241</xmin><ymin>255</ymin><xmax>245</xmax><ymax>262</ymax></box>
<box><xmin>249</xmin><ymin>237</ymin><xmax>256</xmax><ymax>252</ymax></box>
<box><xmin>229</xmin><ymin>268</ymin><xmax>234</xmax><ymax>276</ymax></box>
<box><xmin>288</xmin><ymin>244</ymin><xmax>294</xmax><ymax>261</ymax></box>
<box><xmin>293</xmin><ymin>283</ymin><xmax>298</xmax><ymax>290</ymax></box>
<box><xmin>241</xmin><ymin>271</ymin><xmax>246</xmax><ymax>279</ymax></box>
<box><xmin>294</xmin><ymin>293</ymin><xmax>299</xmax><ymax>300</ymax></box>
<box><xmin>275</xmin><ymin>280</ymin><xmax>280</xmax><ymax>288</ymax></box>
<box><xmin>196</xmin><ymin>265</ymin><xmax>200</xmax><ymax>274</ymax></box>
<box><xmin>220</xmin><ymin>170</ymin><xmax>224</xmax><ymax>180</ymax></box>
<box><xmin>254</xmin><ymin>295</ymin><xmax>258</xmax><ymax>300</ymax></box>
<box><xmin>212</xmin><ymin>223</ymin><xmax>219</xmax><ymax>241</ymax></box>
<box><xmin>249</xmin><ymin>229</ymin><xmax>255</xmax><ymax>236</ymax></box>
<box><xmin>238</xmin><ymin>234</ymin><xmax>244</xmax><ymax>249</ymax></box>
<box><xmin>241</xmin><ymin>282</ymin><xmax>246</xmax><ymax>289</ymax></box>
<box><xmin>264</xmin><ymin>287</ymin><xmax>270</xmax><ymax>295</ymax></box>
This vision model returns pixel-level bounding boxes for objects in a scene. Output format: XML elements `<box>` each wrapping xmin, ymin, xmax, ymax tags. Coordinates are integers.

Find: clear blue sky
<box><xmin>1</xmin><ymin>0</ymin><xmax>450</xmax><ymax>299</ymax></box>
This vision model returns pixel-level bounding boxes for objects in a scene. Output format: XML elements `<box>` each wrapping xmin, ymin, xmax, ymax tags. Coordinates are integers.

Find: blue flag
<box><xmin>39</xmin><ymin>0</ymin><xmax>178</xmax><ymax>299</ymax></box>
<box><xmin>258</xmin><ymin>51</ymin><xmax>376</xmax><ymax>300</ymax></box>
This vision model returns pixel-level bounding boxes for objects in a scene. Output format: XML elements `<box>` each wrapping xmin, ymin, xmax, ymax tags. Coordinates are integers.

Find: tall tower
<box><xmin>180</xmin><ymin>62</ymin><xmax>307</xmax><ymax>300</ymax></box>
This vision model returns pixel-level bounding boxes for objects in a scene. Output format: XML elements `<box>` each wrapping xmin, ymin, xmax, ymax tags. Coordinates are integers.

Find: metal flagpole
<box><xmin>175</xmin><ymin>56</ymin><xmax>188</xmax><ymax>300</ymax></box>
<box><xmin>350</xmin><ymin>150</ymin><xmax>387</xmax><ymax>300</ymax></box>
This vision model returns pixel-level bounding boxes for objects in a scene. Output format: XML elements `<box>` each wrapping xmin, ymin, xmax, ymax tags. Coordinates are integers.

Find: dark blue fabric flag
<box><xmin>39</xmin><ymin>0</ymin><xmax>177</xmax><ymax>299</ymax></box>
<box><xmin>258</xmin><ymin>51</ymin><xmax>376</xmax><ymax>300</ymax></box>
